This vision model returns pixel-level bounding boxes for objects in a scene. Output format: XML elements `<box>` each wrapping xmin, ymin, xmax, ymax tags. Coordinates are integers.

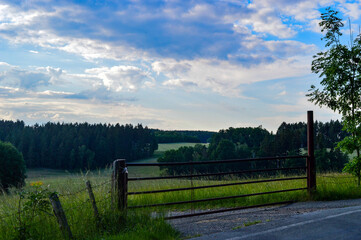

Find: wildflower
<box><xmin>30</xmin><ymin>181</ymin><xmax>43</xmax><ymax>187</ymax></box>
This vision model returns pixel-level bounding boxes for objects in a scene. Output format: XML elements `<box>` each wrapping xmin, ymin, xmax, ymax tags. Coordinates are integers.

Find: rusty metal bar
<box><xmin>164</xmin><ymin>201</ymin><xmax>294</xmax><ymax>220</ymax></box>
<box><xmin>128</xmin><ymin>188</ymin><xmax>306</xmax><ymax>209</ymax></box>
<box><xmin>128</xmin><ymin>176</ymin><xmax>307</xmax><ymax>195</ymax></box>
<box><xmin>307</xmin><ymin>111</ymin><xmax>316</xmax><ymax>193</ymax></box>
<box><xmin>128</xmin><ymin>167</ymin><xmax>307</xmax><ymax>181</ymax></box>
<box><xmin>126</xmin><ymin>155</ymin><xmax>306</xmax><ymax>167</ymax></box>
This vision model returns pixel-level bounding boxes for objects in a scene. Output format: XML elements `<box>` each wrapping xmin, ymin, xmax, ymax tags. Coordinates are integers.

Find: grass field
<box><xmin>156</xmin><ymin>143</ymin><xmax>208</xmax><ymax>153</ymax></box>
<box><xmin>1</xmin><ymin>143</ymin><xmax>361</xmax><ymax>240</ymax></box>
<box><xmin>2</xmin><ymin>170</ymin><xmax>361</xmax><ymax>240</ymax></box>
<box><xmin>300</xmin><ymin>148</ymin><xmax>357</xmax><ymax>159</ymax></box>
<box><xmin>128</xmin><ymin>142</ymin><xmax>208</xmax><ymax>178</ymax></box>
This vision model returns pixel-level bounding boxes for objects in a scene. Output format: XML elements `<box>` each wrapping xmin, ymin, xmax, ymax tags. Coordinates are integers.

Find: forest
<box><xmin>152</xmin><ymin>130</ymin><xmax>215</xmax><ymax>143</ymax></box>
<box><xmin>0</xmin><ymin>120</ymin><xmax>157</xmax><ymax>169</ymax></box>
<box><xmin>158</xmin><ymin>120</ymin><xmax>350</xmax><ymax>174</ymax></box>
<box><xmin>0</xmin><ymin>119</ymin><xmax>350</xmax><ymax>172</ymax></box>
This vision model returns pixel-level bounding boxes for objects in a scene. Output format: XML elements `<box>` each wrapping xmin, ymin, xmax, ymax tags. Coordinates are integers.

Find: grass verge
<box><xmin>1</xmin><ymin>170</ymin><xmax>361</xmax><ymax>240</ymax></box>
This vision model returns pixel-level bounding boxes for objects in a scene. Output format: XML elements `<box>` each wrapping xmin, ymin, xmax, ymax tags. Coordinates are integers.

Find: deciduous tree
<box><xmin>0</xmin><ymin>141</ymin><xmax>26</xmax><ymax>190</ymax></box>
<box><xmin>307</xmin><ymin>8</ymin><xmax>361</xmax><ymax>185</ymax></box>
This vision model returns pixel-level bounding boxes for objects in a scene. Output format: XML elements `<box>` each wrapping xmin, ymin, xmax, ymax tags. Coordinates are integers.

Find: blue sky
<box><xmin>0</xmin><ymin>0</ymin><xmax>360</xmax><ymax>132</ymax></box>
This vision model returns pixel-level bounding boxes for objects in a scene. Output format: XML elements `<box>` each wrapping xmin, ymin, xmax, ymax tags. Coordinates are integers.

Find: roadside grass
<box><xmin>315</xmin><ymin>172</ymin><xmax>361</xmax><ymax>200</ymax></box>
<box><xmin>2</xmin><ymin>142</ymin><xmax>361</xmax><ymax>240</ymax></box>
<box><xmin>1</xmin><ymin>169</ymin><xmax>361</xmax><ymax>240</ymax></box>
<box><xmin>0</xmin><ymin>171</ymin><xmax>180</xmax><ymax>240</ymax></box>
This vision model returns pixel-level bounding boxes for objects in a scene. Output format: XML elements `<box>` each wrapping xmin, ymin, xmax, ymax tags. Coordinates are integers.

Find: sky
<box><xmin>0</xmin><ymin>0</ymin><xmax>360</xmax><ymax>132</ymax></box>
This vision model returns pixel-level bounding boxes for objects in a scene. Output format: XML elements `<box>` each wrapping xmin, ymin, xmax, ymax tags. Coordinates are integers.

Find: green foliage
<box><xmin>0</xmin><ymin>172</ymin><xmax>180</xmax><ymax>240</ymax></box>
<box><xmin>315</xmin><ymin>148</ymin><xmax>349</xmax><ymax>172</ymax></box>
<box><xmin>158</xmin><ymin>122</ymin><xmax>350</xmax><ymax>175</ymax></box>
<box><xmin>15</xmin><ymin>182</ymin><xmax>54</xmax><ymax>240</ymax></box>
<box><xmin>158</xmin><ymin>145</ymin><xmax>209</xmax><ymax>175</ymax></box>
<box><xmin>307</xmin><ymin>7</ymin><xmax>361</xmax><ymax>184</ymax></box>
<box><xmin>0</xmin><ymin>120</ymin><xmax>158</xmax><ymax>170</ymax></box>
<box><xmin>153</xmin><ymin>130</ymin><xmax>215</xmax><ymax>143</ymax></box>
<box><xmin>154</xmin><ymin>131</ymin><xmax>200</xmax><ymax>143</ymax></box>
<box><xmin>0</xmin><ymin>141</ymin><xmax>26</xmax><ymax>190</ymax></box>
<box><xmin>213</xmin><ymin>139</ymin><xmax>236</xmax><ymax>160</ymax></box>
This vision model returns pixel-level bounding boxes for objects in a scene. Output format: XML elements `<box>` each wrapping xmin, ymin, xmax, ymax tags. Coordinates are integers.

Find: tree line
<box><xmin>152</xmin><ymin>130</ymin><xmax>215</xmax><ymax>143</ymax></box>
<box><xmin>0</xmin><ymin>119</ymin><xmax>350</xmax><ymax>172</ymax></box>
<box><xmin>158</xmin><ymin>120</ymin><xmax>350</xmax><ymax>175</ymax></box>
<box><xmin>0</xmin><ymin>120</ymin><xmax>157</xmax><ymax>170</ymax></box>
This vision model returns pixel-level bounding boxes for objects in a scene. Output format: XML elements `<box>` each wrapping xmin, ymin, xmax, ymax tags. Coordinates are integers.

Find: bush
<box><xmin>0</xmin><ymin>141</ymin><xmax>26</xmax><ymax>190</ymax></box>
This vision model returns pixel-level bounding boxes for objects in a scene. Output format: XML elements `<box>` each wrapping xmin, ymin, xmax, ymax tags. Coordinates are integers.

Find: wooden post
<box><xmin>49</xmin><ymin>193</ymin><xmax>73</xmax><ymax>240</ymax></box>
<box><xmin>86</xmin><ymin>181</ymin><xmax>101</xmax><ymax>228</ymax></box>
<box><xmin>113</xmin><ymin>159</ymin><xmax>128</xmax><ymax>210</ymax></box>
<box><xmin>307</xmin><ymin>111</ymin><xmax>316</xmax><ymax>194</ymax></box>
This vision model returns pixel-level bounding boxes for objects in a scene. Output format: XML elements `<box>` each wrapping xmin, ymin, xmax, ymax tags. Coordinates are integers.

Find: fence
<box><xmin>0</xmin><ymin>178</ymin><xmax>112</xmax><ymax>240</ymax></box>
<box><xmin>112</xmin><ymin>111</ymin><xmax>317</xmax><ymax>219</ymax></box>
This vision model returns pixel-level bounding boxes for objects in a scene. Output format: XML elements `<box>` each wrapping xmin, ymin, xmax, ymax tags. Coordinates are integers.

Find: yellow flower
<box><xmin>30</xmin><ymin>181</ymin><xmax>43</xmax><ymax>187</ymax></box>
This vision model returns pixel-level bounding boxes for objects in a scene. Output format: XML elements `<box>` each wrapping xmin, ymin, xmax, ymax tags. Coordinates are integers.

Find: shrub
<box><xmin>0</xmin><ymin>141</ymin><xmax>26</xmax><ymax>190</ymax></box>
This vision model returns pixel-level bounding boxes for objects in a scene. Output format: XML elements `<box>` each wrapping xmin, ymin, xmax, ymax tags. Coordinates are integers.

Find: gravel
<box><xmin>168</xmin><ymin>199</ymin><xmax>361</xmax><ymax>239</ymax></box>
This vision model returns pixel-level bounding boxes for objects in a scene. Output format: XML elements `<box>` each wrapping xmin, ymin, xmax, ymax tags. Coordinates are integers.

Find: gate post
<box><xmin>307</xmin><ymin>111</ymin><xmax>316</xmax><ymax>194</ymax></box>
<box><xmin>113</xmin><ymin>159</ymin><xmax>128</xmax><ymax>210</ymax></box>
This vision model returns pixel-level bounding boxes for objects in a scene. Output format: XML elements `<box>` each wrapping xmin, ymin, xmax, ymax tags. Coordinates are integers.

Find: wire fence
<box><xmin>0</xmin><ymin>178</ymin><xmax>112</xmax><ymax>222</ymax></box>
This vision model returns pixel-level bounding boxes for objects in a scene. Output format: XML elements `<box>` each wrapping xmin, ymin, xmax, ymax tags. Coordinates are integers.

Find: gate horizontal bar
<box><xmin>126</xmin><ymin>155</ymin><xmax>306</xmax><ymax>167</ymax></box>
<box><xmin>128</xmin><ymin>176</ymin><xmax>307</xmax><ymax>195</ymax></box>
<box><xmin>128</xmin><ymin>167</ymin><xmax>307</xmax><ymax>181</ymax></box>
<box><xmin>128</xmin><ymin>187</ymin><xmax>306</xmax><ymax>209</ymax></box>
<box><xmin>164</xmin><ymin>201</ymin><xmax>294</xmax><ymax>220</ymax></box>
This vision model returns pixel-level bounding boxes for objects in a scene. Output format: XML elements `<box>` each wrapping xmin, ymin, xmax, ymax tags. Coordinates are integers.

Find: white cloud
<box><xmin>257</xmin><ymin>95</ymin><xmax>341</xmax><ymax>132</ymax></box>
<box><xmin>0</xmin><ymin>3</ymin><xmax>147</xmax><ymax>61</ymax></box>
<box><xmin>162</xmin><ymin>79</ymin><xmax>198</xmax><ymax>88</ymax></box>
<box><xmin>0</xmin><ymin>64</ymin><xmax>50</xmax><ymax>89</ymax></box>
<box><xmin>339</xmin><ymin>2</ymin><xmax>361</xmax><ymax>20</ymax></box>
<box><xmin>0</xmin><ymin>95</ymin><xmax>183</xmax><ymax>129</ymax></box>
<box><xmin>182</xmin><ymin>4</ymin><xmax>218</xmax><ymax>21</ymax></box>
<box><xmin>239</xmin><ymin>0</ymin><xmax>338</xmax><ymax>35</ymax></box>
<box><xmin>36</xmin><ymin>66</ymin><xmax>63</xmax><ymax>84</ymax></box>
<box><xmin>85</xmin><ymin>65</ymin><xmax>154</xmax><ymax>92</ymax></box>
<box><xmin>153</xmin><ymin>55</ymin><xmax>311</xmax><ymax>97</ymax></box>
<box><xmin>241</xmin><ymin>2</ymin><xmax>296</xmax><ymax>38</ymax></box>
<box><xmin>278</xmin><ymin>90</ymin><xmax>287</xmax><ymax>96</ymax></box>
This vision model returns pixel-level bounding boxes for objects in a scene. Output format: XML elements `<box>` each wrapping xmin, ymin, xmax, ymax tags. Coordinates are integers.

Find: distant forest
<box><xmin>0</xmin><ymin>119</ymin><xmax>350</xmax><ymax>172</ymax></box>
<box><xmin>0</xmin><ymin>120</ymin><xmax>158</xmax><ymax>169</ymax></box>
<box><xmin>152</xmin><ymin>130</ymin><xmax>215</xmax><ymax>143</ymax></box>
<box><xmin>159</xmin><ymin>120</ymin><xmax>350</xmax><ymax>174</ymax></box>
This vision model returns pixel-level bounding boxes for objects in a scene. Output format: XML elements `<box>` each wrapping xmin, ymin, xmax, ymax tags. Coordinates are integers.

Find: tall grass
<box><xmin>1</xmin><ymin>169</ymin><xmax>361</xmax><ymax>240</ymax></box>
<box><xmin>315</xmin><ymin>173</ymin><xmax>361</xmax><ymax>200</ymax></box>
<box><xmin>0</xmin><ymin>171</ymin><xmax>180</xmax><ymax>240</ymax></box>
<box><xmin>128</xmin><ymin>175</ymin><xmax>309</xmax><ymax>211</ymax></box>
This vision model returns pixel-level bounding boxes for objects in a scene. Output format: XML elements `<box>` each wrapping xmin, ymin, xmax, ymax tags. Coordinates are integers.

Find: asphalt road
<box><xmin>193</xmin><ymin>205</ymin><xmax>361</xmax><ymax>240</ymax></box>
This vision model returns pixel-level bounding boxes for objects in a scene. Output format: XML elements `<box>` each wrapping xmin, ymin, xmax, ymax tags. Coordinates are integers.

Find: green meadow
<box><xmin>1</xmin><ymin>143</ymin><xmax>361</xmax><ymax>240</ymax></box>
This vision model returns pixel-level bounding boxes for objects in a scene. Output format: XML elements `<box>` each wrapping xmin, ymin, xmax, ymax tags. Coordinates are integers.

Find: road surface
<box><xmin>192</xmin><ymin>204</ymin><xmax>361</xmax><ymax>240</ymax></box>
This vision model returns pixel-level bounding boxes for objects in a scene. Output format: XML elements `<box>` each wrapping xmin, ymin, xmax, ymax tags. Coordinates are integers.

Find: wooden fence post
<box><xmin>49</xmin><ymin>193</ymin><xmax>73</xmax><ymax>240</ymax></box>
<box><xmin>307</xmin><ymin>111</ymin><xmax>316</xmax><ymax>194</ymax></box>
<box><xmin>113</xmin><ymin>159</ymin><xmax>128</xmax><ymax>210</ymax></box>
<box><xmin>86</xmin><ymin>181</ymin><xmax>101</xmax><ymax>228</ymax></box>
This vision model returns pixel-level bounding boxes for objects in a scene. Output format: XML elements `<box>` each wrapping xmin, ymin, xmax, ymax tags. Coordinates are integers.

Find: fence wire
<box><xmin>59</xmin><ymin>179</ymin><xmax>112</xmax><ymax>198</ymax></box>
<box><xmin>0</xmin><ymin>179</ymin><xmax>112</xmax><ymax>222</ymax></box>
